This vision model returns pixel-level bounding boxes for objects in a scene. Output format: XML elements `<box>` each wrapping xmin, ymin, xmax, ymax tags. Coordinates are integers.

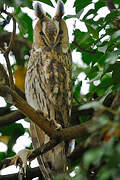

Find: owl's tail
<box><xmin>30</xmin><ymin>122</ymin><xmax>67</xmax><ymax>180</ymax></box>
<box><xmin>30</xmin><ymin>122</ymin><xmax>52</xmax><ymax>180</ymax></box>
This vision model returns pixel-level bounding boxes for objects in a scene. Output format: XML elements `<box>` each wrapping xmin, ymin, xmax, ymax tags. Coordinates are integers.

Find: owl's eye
<box><xmin>39</xmin><ymin>31</ymin><xmax>44</xmax><ymax>35</ymax></box>
<box><xmin>59</xmin><ymin>30</ymin><xmax>63</xmax><ymax>35</ymax></box>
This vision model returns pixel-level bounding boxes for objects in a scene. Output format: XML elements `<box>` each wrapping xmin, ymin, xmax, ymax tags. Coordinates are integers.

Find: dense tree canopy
<box><xmin>0</xmin><ymin>0</ymin><xmax>120</xmax><ymax>179</ymax></box>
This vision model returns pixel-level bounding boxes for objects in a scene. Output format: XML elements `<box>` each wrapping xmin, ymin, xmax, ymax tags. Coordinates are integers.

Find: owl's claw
<box><xmin>36</xmin><ymin>110</ymin><xmax>62</xmax><ymax>130</ymax></box>
<box><xmin>15</xmin><ymin>149</ymin><xmax>32</xmax><ymax>177</ymax></box>
<box><xmin>50</xmin><ymin>119</ymin><xmax>62</xmax><ymax>130</ymax></box>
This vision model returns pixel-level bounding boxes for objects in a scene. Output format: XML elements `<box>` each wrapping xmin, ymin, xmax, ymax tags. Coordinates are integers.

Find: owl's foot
<box><xmin>36</xmin><ymin>110</ymin><xmax>62</xmax><ymax>130</ymax></box>
<box><xmin>15</xmin><ymin>149</ymin><xmax>32</xmax><ymax>177</ymax></box>
<box><xmin>50</xmin><ymin>119</ymin><xmax>62</xmax><ymax>130</ymax></box>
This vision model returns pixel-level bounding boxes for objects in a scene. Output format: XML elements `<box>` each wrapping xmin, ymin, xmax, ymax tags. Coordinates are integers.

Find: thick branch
<box><xmin>28</xmin><ymin>119</ymin><xmax>93</xmax><ymax>161</ymax></box>
<box><xmin>60</xmin><ymin>119</ymin><xmax>93</xmax><ymax>141</ymax></box>
<box><xmin>68</xmin><ymin>135</ymin><xmax>102</xmax><ymax>163</ymax></box>
<box><xmin>0</xmin><ymin>111</ymin><xmax>25</xmax><ymax>127</ymax></box>
<box><xmin>0</xmin><ymin>84</ymin><xmax>58</xmax><ymax>138</ymax></box>
<box><xmin>0</xmin><ymin>85</ymin><xmax>93</xmax><ymax>141</ymax></box>
<box><xmin>0</xmin><ymin>167</ymin><xmax>42</xmax><ymax>180</ymax></box>
<box><xmin>0</xmin><ymin>104</ymin><xmax>94</xmax><ymax>127</ymax></box>
<box><xmin>0</xmin><ymin>107</ymin><xmax>11</xmax><ymax>116</ymax></box>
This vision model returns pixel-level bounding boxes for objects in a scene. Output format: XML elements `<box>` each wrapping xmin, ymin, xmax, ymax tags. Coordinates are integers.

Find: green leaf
<box><xmin>55</xmin><ymin>0</ymin><xmax>67</xmax><ymax>3</ymax></box>
<box><xmin>112</xmin><ymin>30</ymin><xmax>120</xmax><ymax>40</ymax></box>
<box><xmin>83</xmin><ymin>9</ymin><xmax>96</xmax><ymax>20</ymax></box>
<box><xmin>37</xmin><ymin>0</ymin><xmax>54</xmax><ymax>7</ymax></box>
<box><xmin>73</xmin><ymin>81</ymin><xmax>82</xmax><ymax>101</ymax></box>
<box><xmin>0</xmin><ymin>123</ymin><xmax>25</xmax><ymax>153</ymax></box>
<box><xmin>0</xmin><ymin>152</ymin><xmax>6</xmax><ymax>161</ymax></box>
<box><xmin>96</xmin><ymin>166</ymin><xmax>112</xmax><ymax>180</ymax></box>
<box><xmin>105</xmin><ymin>10</ymin><xmax>120</xmax><ymax>24</ymax></box>
<box><xmin>112</xmin><ymin>64</ymin><xmax>120</xmax><ymax>85</ymax></box>
<box><xmin>95</xmin><ymin>1</ymin><xmax>106</xmax><ymax>11</ymax></box>
<box><xmin>86</xmin><ymin>65</ymin><xmax>99</xmax><ymax>80</ymax></box>
<box><xmin>15</xmin><ymin>8</ymin><xmax>33</xmax><ymax>41</ymax></box>
<box><xmin>106</xmin><ymin>50</ymin><xmax>120</xmax><ymax>64</ymax></box>
<box><xmin>82</xmin><ymin>51</ymin><xmax>103</xmax><ymax>65</ymax></box>
<box><xmin>74</xmin><ymin>0</ymin><xmax>92</xmax><ymax>13</ymax></box>
<box><xmin>90</xmin><ymin>115</ymin><xmax>109</xmax><ymax>132</ymax></box>
<box><xmin>75</xmin><ymin>30</ymin><xmax>94</xmax><ymax>48</ymax></box>
<box><xmin>98</xmin><ymin>45</ymin><xmax>108</xmax><ymax>53</ymax></box>
<box><xmin>83</xmin><ymin>148</ymin><xmax>103</xmax><ymax>169</ymax></box>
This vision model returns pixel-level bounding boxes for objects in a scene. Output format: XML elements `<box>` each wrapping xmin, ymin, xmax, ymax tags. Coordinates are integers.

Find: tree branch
<box><xmin>0</xmin><ymin>62</ymin><xmax>25</xmax><ymax>99</ymax></box>
<box><xmin>0</xmin><ymin>107</ymin><xmax>11</xmax><ymax>116</ymax></box>
<box><xmin>0</xmin><ymin>84</ymin><xmax>94</xmax><ymax>141</ymax></box>
<box><xmin>1</xmin><ymin>10</ymin><xmax>16</xmax><ymax>55</ymax></box>
<box><xmin>0</xmin><ymin>105</ymin><xmax>94</xmax><ymax>127</ymax></box>
<box><xmin>0</xmin><ymin>32</ymin><xmax>32</xmax><ymax>50</ymax></box>
<box><xmin>0</xmin><ymin>111</ymin><xmax>25</xmax><ymax>127</ymax></box>
<box><xmin>0</xmin><ymin>10</ymin><xmax>16</xmax><ymax>90</ymax></box>
<box><xmin>0</xmin><ymin>167</ymin><xmax>42</xmax><ymax>180</ymax></box>
<box><xmin>73</xmin><ymin>40</ymin><xmax>97</xmax><ymax>54</ymax></box>
<box><xmin>28</xmin><ymin>139</ymin><xmax>59</xmax><ymax>162</ymax></box>
<box><xmin>0</xmin><ymin>84</ymin><xmax>58</xmax><ymax>139</ymax></box>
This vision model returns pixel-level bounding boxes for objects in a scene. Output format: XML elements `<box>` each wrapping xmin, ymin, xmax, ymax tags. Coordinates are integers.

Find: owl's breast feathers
<box><xmin>26</xmin><ymin>47</ymin><xmax>72</xmax><ymax>127</ymax></box>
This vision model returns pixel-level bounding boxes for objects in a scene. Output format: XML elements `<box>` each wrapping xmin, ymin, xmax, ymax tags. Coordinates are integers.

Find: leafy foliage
<box><xmin>1</xmin><ymin>0</ymin><xmax>120</xmax><ymax>179</ymax></box>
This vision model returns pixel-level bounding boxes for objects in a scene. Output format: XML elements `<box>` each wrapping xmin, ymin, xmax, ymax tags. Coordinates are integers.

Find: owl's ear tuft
<box><xmin>34</xmin><ymin>2</ymin><xmax>45</xmax><ymax>20</ymax></box>
<box><xmin>54</xmin><ymin>0</ymin><xmax>64</xmax><ymax>20</ymax></box>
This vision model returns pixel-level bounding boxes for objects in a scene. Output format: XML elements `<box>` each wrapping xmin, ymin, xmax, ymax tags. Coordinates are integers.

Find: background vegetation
<box><xmin>0</xmin><ymin>0</ymin><xmax>120</xmax><ymax>179</ymax></box>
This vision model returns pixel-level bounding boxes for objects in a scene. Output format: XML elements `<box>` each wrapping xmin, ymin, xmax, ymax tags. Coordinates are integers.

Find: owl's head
<box><xmin>34</xmin><ymin>0</ymin><xmax>69</xmax><ymax>52</ymax></box>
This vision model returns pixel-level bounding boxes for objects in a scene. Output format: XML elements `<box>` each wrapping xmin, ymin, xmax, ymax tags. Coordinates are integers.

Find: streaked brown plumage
<box><xmin>25</xmin><ymin>1</ymin><xmax>72</xmax><ymax>179</ymax></box>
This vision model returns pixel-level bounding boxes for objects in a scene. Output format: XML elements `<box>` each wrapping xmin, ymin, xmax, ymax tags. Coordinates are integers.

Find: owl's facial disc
<box><xmin>42</xmin><ymin>20</ymin><xmax>60</xmax><ymax>48</ymax></box>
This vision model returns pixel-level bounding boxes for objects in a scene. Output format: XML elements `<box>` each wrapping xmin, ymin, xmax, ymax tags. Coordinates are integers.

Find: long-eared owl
<box><xmin>25</xmin><ymin>1</ymin><xmax>72</xmax><ymax>179</ymax></box>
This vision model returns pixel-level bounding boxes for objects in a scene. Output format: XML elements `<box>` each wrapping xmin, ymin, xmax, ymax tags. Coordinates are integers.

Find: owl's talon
<box><xmin>15</xmin><ymin>149</ymin><xmax>32</xmax><ymax>177</ymax></box>
<box><xmin>50</xmin><ymin>119</ymin><xmax>62</xmax><ymax>130</ymax></box>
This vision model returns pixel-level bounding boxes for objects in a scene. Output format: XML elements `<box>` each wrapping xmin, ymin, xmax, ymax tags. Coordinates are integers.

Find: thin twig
<box><xmin>0</xmin><ymin>62</ymin><xmax>25</xmax><ymax>99</ymax></box>
<box><xmin>73</xmin><ymin>40</ymin><xmax>96</xmax><ymax>54</ymax></box>
<box><xmin>0</xmin><ymin>9</ymin><xmax>16</xmax><ymax>89</ymax></box>
<box><xmin>28</xmin><ymin>139</ymin><xmax>58</xmax><ymax>162</ymax></box>
<box><xmin>4</xmin><ymin>54</ymin><xmax>15</xmax><ymax>89</ymax></box>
